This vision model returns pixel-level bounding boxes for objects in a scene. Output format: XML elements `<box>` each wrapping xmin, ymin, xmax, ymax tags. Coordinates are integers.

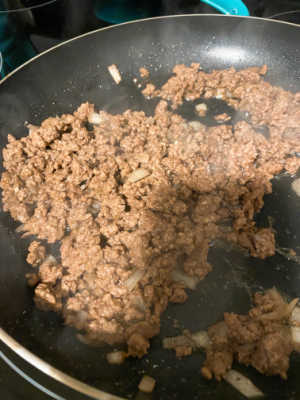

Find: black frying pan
<box><xmin>0</xmin><ymin>15</ymin><xmax>300</xmax><ymax>400</ymax></box>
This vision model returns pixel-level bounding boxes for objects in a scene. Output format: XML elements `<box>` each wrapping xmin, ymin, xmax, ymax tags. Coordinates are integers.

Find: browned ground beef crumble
<box><xmin>1</xmin><ymin>64</ymin><xmax>300</xmax><ymax>376</ymax></box>
<box><xmin>202</xmin><ymin>288</ymin><xmax>296</xmax><ymax>381</ymax></box>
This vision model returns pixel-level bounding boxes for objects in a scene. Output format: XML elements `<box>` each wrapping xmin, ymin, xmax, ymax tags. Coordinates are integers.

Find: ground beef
<box><xmin>202</xmin><ymin>289</ymin><xmax>295</xmax><ymax>380</ymax></box>
<box><xmin>142</xmin><ymin>83</ymin><xmax>156</xmax><ymax>98</ymax></box>
<box><xmin>139</xmin><ymin>67</ymin><xmax>149</xmax><ymax>78</ymax></box>
<box><xmin>1</xmin><ymin>65</ymin><xmax>300</xmax><ymax>362</ymax></box>
<box><xmin>26</xmin><ymin>241</ymin><xmax>46</xmax><ymax>266</ymax></box>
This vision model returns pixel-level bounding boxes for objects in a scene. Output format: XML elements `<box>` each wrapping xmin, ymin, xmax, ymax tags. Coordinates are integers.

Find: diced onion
<box><xmin>258</xmin><ymin>290</ymin><xmax>298</xmax><ymax>321</ymax></box>
<box><xmin>195</xmin><ymin>103</ymin><xmax>208</xmax><ymax>116</ymax></box>
<box><xmin>191</xmin><ymin>331</ymin><xmax>211</xmax><ymax>349</ymax></box>
<box><xmin>171</xmin><ymin>269</ymin><xmax>199</xmax><ymax>290</ymax></box>
<box><xmin>16</xmin><ymin>224</ymin><xmax>26</xmax><ymax>232</ymax></box>
<box><xmin>195</xmin><ymin>103</ymin><xmax>207</xmax><ymax>111</ymax></box>
<box><xmin>292</xmin><ymin>178</ymin><xmax>300</xmax><ymax>197</ymax></box>
<box><xmin>127</xmin><ymin>168</ymin><xmax>150</xmax><ymax>183</ymax></box>
<box><xmin>27</xmin><ymin>124</ymin><xmax>39</xmax><ymax>134</ymax></box>
<box><xmin>286</xmin><ymin>298</ymin><xmax>299</xmax><ymax>316</ymax></box>
<box><xmin>89</xmin><ymin>201</ymin><xmax>101</xmax><ymax>217</ymax></box>
<box><xmin>188</xmin><ymin>121</ymin><xmax>205</xmax><ymax>132</ymax></box>
<box><xmin>291</xmin><ymin>327</ymin><xmax>300</xmax><ymax>345</ymax></box>
<box><xmin>88</xmin><ymin>112</ymin><xmax>103</xmax><ymax>125</ymax></box>
<box><xmin>291</xmin><ymin>306</ymin><xmax>300</xmax><ymax>324</ymax></box>
<box><xmin>163</xmin><ymin>335</ymin><xmax>194</xmax><ymax>349</ymax></box>
<box><xmin>163</xmin><ymin>330</ymin><xmax>210</xmax><ymax>352</ymax></box>
<box><xmin>125</xmin><ymin>270</ymin><xmax>145</xmax><ymax>291</ymax></box>
<box><xmin>291</xmin><ymin>306</ymin><xmax>300</xmax><ymax>350</ymax></box>
<box><xmin>108</xmin><ymin>64</ymin><xmax>122</xmax><ymax>84</ymax></box>
<box><xmin>138</xmin><ymin>375</ymin><xmax>156</xmax><ymax>393</ymax></box>
<box><xmin>106</xmin><ymin>351</ymin><xmax>127</xmax><ymax>365</ymax></box>
<box><xmin>224</xmin><ymin>370</ymin><xmax>264</xmax><ymax>398</ymax></box>
<box><xmin>92</xmin><ymin>202</ymin><xmax>101</xmax><ymax>211</ymax></box>
<box><xmin>215</xmin><ymin>88</ymin><xmax>226</xmax><ymax>99</ymax></box>
<box><xmin>44</xmin><ymin>255</ymin><xmax>57</xmax><ymax>265</ymax></box>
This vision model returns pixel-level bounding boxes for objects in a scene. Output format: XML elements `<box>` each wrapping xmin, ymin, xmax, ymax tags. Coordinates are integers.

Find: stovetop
<box><xmin>1</xmin><ymin>0</ymin><xmax>300</xmax><ymax>76</ymax></box>
<box><xmin>1</xmin><ymin>0</ymin><xmax>300</xmax><ymax>399</ymax></box>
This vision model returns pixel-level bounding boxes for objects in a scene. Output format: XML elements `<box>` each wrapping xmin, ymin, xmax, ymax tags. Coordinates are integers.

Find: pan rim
<box><xmin>268</xmin><ymin>9</ymin><xmax>300</xmax><ymax>19</ymax></box>
<box><xmin>1</xmin><ymin>13</ymin><xmax>300</xmax><ymax>86</ymax></box>
<box><xmin>0</xmin><ymin>12</ymin><xmax>300</xmax><ymax>399</ymax></box>
<box><xmin>0</xmin><ymin>327</ymin><xmax>126</xmax><ymax>400</ymax></box>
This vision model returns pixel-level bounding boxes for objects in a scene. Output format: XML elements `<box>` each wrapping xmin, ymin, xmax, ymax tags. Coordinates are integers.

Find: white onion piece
<box><xmin>106</xmin><ymin>351</ymin><xmax>127</xmax><ymax>365</ymax></box>
<box><xmin>171</xmin><ymin>269</ymin><xmax>199</xmax><ymax>290</ymax></box>
<box><xmin>191</xmin><ymin>331</ymin><xmax>211</xmax><ymax>349</ymax></box>
<box><xmin>91</xmin><ymin>201</ymin><xmax>101</xmax><ymax>211</ymax></box>
<box><xmin>92</xmin><ymin>201</ymin><xmax>101</xmax><ymax>211</ymax></box>
<box><xmin>27</xmin><ymin>124</ymin><xmax>39</xmax><ymax>134</ymax></box>
<box><xmin>163</xmin><ymin>330</ymin><xmax>209</xmax><ymax>350</ymax></box>
<box><xmin>108</xmin><ymin>64</ymin><xmax>122</xmax><ymax>84</ymax></box>
<box><xmin>188</xmin><ymin>121</ymin><xmax>205</xmax><ymax>132</ymax></box>
<box><xmin>44</xmin><ymin>255</ymin><xmax>57</xmax><ymax>265</ymax></box>
<box><xmin>259</xmin><ymin>300</ymin><xmax>298</xmax><ymax>321</ymax></box>
<box><xmin>215</xmin><ymin>88</ymin><xmax>226</xmax><ymax>99</ymax></box>
<box><xmin>291</xmin><ymin>327</ymin><xmax>300</xmax><ymax>348</ymax></box>
<box><xmin>163</xmin><ymin>335</ymin><xmax>194</xmax><ymax>349</ymax></box>
<box><xmin>286</xmin><ymin>298</ymin><xmax>299</xmax><ymax>316</ymax></box>
<box><xmin>291</xmin><ymin>306</ymin><xmax>300</xmax><ymax>324</ymax></box>
<box><xmin>127</xmin><ymin>168</ymin><xmax>150</xmax><ymax>183</ymax></box>
<box><xmin>89</xmin><ymin>201</ymin><xmax>101</xmax><ymax>217</ymax></box>
<box><xmin>292</xmin><ymin>178</ymin><xmax>300</xmax><ymax>197</ymax></box>
<box><xmin>224</xmin><ymin>370</ymin><xmax>264</xmax><ymax>398</ymax></box>
<box><xmin>88</xmin><ymin>112</ymin><xmax>103</xmax><ymax>125</ymax></box>
<box><xmin>125</xmin><ymin>270</ymin><xmax>145</xmax><ymax>291</ymax></box>
<box><xmin>138</xmin><ymin>375</ymin><xmax>156</xmax><ymax>393</ymax></box>
<box><xmin>195</xmin><ymin>103</ymin><xmax>207</xmax><ymax>111</ymax></box>
<box><xmin>195</xmin><ymin>103</ymin><xmax>208</xmax><ymax>116</ymax></box>
<box><xmin>291</xmin><ymin>306</ymin><xmax>300</xmax><ymax>350</ymax></box>
<box><xmin>16</xmin><ymin>224</ymin><xmax>26</xmax><ymax>232</ymax></box>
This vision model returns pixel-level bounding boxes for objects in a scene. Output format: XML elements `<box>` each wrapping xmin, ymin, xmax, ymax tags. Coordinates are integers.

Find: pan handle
<box><xmin>201</xmin><ymin>0</ymin><xmax>249</xmax><ymax>16</ymax></box>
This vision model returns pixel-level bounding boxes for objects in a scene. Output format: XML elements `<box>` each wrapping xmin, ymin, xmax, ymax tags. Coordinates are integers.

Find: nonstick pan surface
<box><xmin>0</xmin><ymin>15</ymin><xmax>300</xmax><ymax>400</ymax></box>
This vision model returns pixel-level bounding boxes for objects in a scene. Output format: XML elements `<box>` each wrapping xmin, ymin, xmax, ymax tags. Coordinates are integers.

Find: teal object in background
<box><xmin>95</xmin><ymin>0</ymin><xmax>249</xmax><ymax>24</ymax></box>
<box><xmin>0</xmin><ymin>2</ymin><xmax>36</xmax><ymax>78</ymax></box>
<box><xmin>0</xmin><ymin>0</ymin><xmax>249</xmax><ymax>78</ymax></box>
<box><xmin>201</xmin><ymin>0</ymin><xmax>249</xmax><ymax>16</ymax></box>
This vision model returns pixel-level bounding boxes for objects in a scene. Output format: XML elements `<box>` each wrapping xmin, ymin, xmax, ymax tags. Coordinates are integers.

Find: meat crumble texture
<box><xmin>202</xmin><ymin>289</ymin><xmax>297</xmax><ymax>381</ymax></box>
<box><xmin>164</xmin><ymin>289</ymin><xmax>298</xmax><ymax>380</ymax></box>
<box><xmin>1</xmin><ymin>64</ymin><xmax>300</xmax><ymax>367</ymax></box>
